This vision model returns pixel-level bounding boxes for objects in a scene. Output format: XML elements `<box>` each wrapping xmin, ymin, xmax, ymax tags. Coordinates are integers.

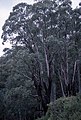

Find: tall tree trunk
<box><xmin>44</xmin><ymin>45</ymin><xmax>49</xmax><ymax>78</ymax></box>
<box><xmin>50</xmin><ymin>61</ymin><xmax>56</xmax><ymax>102</ymax></box>
<box><xmin>50</xmin><ymin>80</ymin><xmax>56</xmax><ymax>102</ymax></box>
<box><xmin>58</xmin><ymin>69</ymin><xmax>66</xmax><ymax>97</ymax></box>
<box><xmin>77</xmin><ymin>60</ymin><xmax>81</xmax><ymax>94</ymax></box>
<box><xmin>71</xmin><ymin>61</ymin><xmax>77</xmax><ymax>95</ymax></box>
<box><xmin>72</xmin><ymin>61</ymin><xmax>77</xmax><ymax>83</ymax></box>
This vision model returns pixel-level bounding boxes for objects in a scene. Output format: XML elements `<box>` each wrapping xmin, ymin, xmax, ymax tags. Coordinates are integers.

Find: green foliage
<box><xmin>37</xmin><ymin>95</ymin><xmax>81</xmax><ymax>120</ymax></box>
<box><xmin>0</xmin><ymin>47</ymin><xmax>40</xmax><ymax>120</ymax></box>
<box><xmin>1</xmin><ymin>0</ymin><xmax>81</xmax><ymax>119</ymax></box>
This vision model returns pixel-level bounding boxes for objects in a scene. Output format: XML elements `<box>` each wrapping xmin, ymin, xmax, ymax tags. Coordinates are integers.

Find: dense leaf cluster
<box><xmin>37</xmin><ymin>95</ymin><xmax>81</xmax><ymax>120</ymax></box>
<box><xmin>0</xmin><ymin>0</ymin><xmax>81</xmax><ymax>119</ymax></box>
<box><xmin>0</xmin><ymin>47</ymin><xmax>40</xmax><ymax>120</ymax></box>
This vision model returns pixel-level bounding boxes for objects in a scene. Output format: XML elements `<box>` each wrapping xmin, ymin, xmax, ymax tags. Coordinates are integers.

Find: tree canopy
<box><xmin>1</xmin><ymin>0</ymin><xmax>81</xmax><ymax>119</ymax></box>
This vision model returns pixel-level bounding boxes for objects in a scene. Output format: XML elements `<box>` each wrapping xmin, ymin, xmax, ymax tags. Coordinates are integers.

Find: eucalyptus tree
<box><xmin>1</xmin><ymin>1</ymin><xmax>59</xmax><ymax>113</ymax></box>
<box><xmin>2</xmin><ymin>0</ymin><xmax>81</xmax><ymax>114</ymax></box>
<box><xmin>70</xmin><ymin>4</ymin><xmax>81</xmax><ymax>94</ymax></box>
<box><xmin>50</xmin><ymin>0</ymin><xmax>81</xmax><ymax>97</ymax></box>
<box><xmin>53</xmin><ymin>0</ymin><xmax>73</xmax><ymax>96</ymax></box>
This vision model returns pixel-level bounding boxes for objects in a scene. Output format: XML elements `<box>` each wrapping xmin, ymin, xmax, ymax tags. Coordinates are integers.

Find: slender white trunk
<box><xmin>44</xmin><ymin>45</ymin><xmax>49</xmax><ymax>78</ymax></box>
<box><xmin>58</xmin><ymin>69</ymin><xmax>66</xmax><ymax>97</ymax></box>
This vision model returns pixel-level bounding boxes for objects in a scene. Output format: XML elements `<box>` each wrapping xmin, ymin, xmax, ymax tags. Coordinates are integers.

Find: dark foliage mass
<box><xmin>0</xmin><ymin>0</ymin><xmax>81</xmax><ymax>119</ymax></box>
<box><xmin>37</xmin><ymin>94</ymin><xmax>81</xmax><ymax>120</ymax></box>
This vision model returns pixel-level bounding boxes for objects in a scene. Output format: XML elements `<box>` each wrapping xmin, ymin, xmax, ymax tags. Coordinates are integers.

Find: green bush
<box><xmin>37</xmin><ymin>94</ymin><xmax>81</xmax><ymax>120</ymax></box>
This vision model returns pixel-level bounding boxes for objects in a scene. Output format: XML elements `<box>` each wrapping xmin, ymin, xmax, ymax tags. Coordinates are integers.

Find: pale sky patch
<box><xmin>72</xmin><ymin>0</ymin><xmax>81</xmax><ymax>8</ymax></box>
<box><xmin>12</xmin><ymin>0</ymin><xmax>34</xmax><ymax>5</ymax></box>
<box><xmin>0</xmin><ymin>8</ymin><xmax>11</xmax><ymax>56</ymax></box>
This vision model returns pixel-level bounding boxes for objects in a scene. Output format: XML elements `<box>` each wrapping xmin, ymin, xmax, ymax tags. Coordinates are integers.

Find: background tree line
<box><xmin>0</xmin><ymin>0</ymin><xmax>81</xmax><ymax>119</ymax></box>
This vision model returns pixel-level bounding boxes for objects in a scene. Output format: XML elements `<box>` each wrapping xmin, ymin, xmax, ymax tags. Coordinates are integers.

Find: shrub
<box><xmin>37</xmin><ymin>94</ymin><xmax>81</xmax><ymax>120</ymax></box>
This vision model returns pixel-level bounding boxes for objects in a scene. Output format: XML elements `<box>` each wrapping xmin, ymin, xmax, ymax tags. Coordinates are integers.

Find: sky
<box><xmin>0</xmin><ymin>0</ymin><xmax>81</xmax><ymax>56</ymax></box>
